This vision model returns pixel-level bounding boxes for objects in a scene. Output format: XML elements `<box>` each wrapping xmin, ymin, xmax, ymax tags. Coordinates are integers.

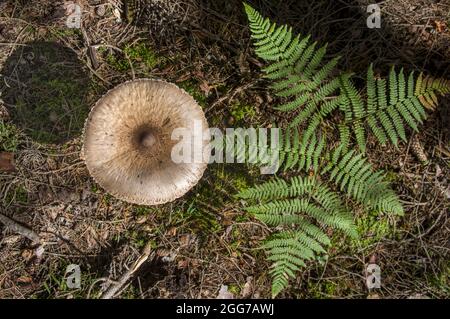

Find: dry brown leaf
<box><xmin>434</xmin><ymin>20</ymin><xmax>447</xmax><ymax>33</ymax></box>
<box><xmin>0</xmin><ymin>104</ymin><xmax>9</xmax><ymax>120</ymax></box>
<box><xmin>16</xmin><ymin>275</ymin><xmax>33</xmax><ymax>284</ymax></box>
<box><xmin>175</xmin><ymin>73</ymin><xmax>191</xmax><ymax>83</ymax></box>
<box><xmin>21</xmin><ymin>249</ymin><xmax>34</xmax><ymax>261</ymax></box>
<box><xmin>166</xmin><ymin>227</ymin><xmax>177</xmax><ymax>237</ymax></box>
<box><xmin>3</xmin><ymin>235</ymin><xmax>21</xmax><ymax>245</ymax></box>
<box><xmin>199</xmin><ymin>81</ymin><xmax>211</xmax><ymax>96</ymax></box>
<box><xmin>177</xmin><ymin>259</ymin><xmax>189</xmax><ymax>269</ymax></box>
<box><xmin>241</xmin><ymin>276</ymin><xmax>253</xmax><ymax>298</ymax></box>
<box><xmin>179</xmin><ymin>233</ymin><xmax>196</xmax><ymax>247</ymax></box>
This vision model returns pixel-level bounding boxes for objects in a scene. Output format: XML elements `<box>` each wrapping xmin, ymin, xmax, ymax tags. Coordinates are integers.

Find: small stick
<box><xmin>100</xmin><ymin>241</ymin><xmax>153</xmax><ymax>299</ymax></box>
<box><xmin>0</xmin><ymin>213</ymin><xmax>40</xmax><ymax>244</ymax></box>
<box><xmin>81</xmin><ymin>23</ymin><xmax>100</xmax><ymax>70</ymax></box>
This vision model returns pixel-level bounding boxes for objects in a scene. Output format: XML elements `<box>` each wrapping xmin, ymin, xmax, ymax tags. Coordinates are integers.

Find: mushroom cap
<box><xmin>83</xmin><ymin>79</ymin><xmax>209</xmax><ymax>205</ymax></box>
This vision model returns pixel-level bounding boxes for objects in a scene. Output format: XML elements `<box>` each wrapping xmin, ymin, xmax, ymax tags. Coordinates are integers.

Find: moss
<box><xmin>165</xmin><ymin>165</ymin><xmax>256</xmax><ymax>239</ymax></box>
<box><xmin>235</xmin><ymin>213</ymin><xmax>250</xmax><ymax>222</ymax></box>
<box><xmin>171</xmin><ymin>201</ymin><xmax>222</xmax><ymax>236</ymax></box>
<box><xmin>107</xmin><ymin>42</ymin><xmax>164</xmax><ymax>73</ymax></box>
<box><xmin>128</xmin><ymin>230</ymin><xmax>148</xmax><ymax>249</ymax></box>
<box><xmin>210</xmin><ymin>114</ymin><xmax>223</xmax><ymax>127</ymax></box>
<box><xmin>133</xmin><ymin>205</ymin><xmax>154</xmax><ymax>216</ymax></box>
<box><xmin>124</xmin><ymin>42</ymin><xmax>162</xmax><ymax>69</ymax></box>
<box><xmin>178</xmin><ymin>80</ymin><xmax>208</xmax><ymax>108</ymax></box>
<box><xmin>428</xmin><ymin>263</ymin><xmax>449</xmax><ymax>294</ymax></box>
<box><xmin>0</xmin><ymin>120</ymin><xmax>20</xmax><ymax>152</ymax></box>
<box><xmin>50</xmin><ymin>28</ymin><xmax>81</xmax><ymax>39</ymax></box>
<box><xmin>0</xmin><ymin>41</ymin><xmax>90</xmax><ymax>144</ymax></box>
<box><xmin>15</xmin><ymin>186</ymin><xmax>28</xmax><ymax>204</ymax></box>
<box><xmin>213</xmin><ymin>164</ymin><xmax>255</xmax><ymax>192</ymax></box>
<box><xmin>148</xmin><ymin>240</ymin><xmax>158</xmax><ymax>249</ymax></box>
<box><xmin>106</xmin><ymin>53</ymin><xmax>130</xmax><ymax>72</ymax></box>
<box><xmin>307</xmin><ymin>280</ymin><xmax>338</xmax><ymax>298</ymax></box>
<box><xmin>233</xmin><ymin>175</ymin><xmax>250</xmax><ymax>192</ymax></box>
<box><xmin>228</xmin><ymin>284</ymin><xmax>241</xmax><ymax>295</ymax></box>
<box><xmin>352</xmin><ymin>211</ymin><xmax>393</xmax><ymax>248</ymax></box>
<box><xmin>385</xmin><ymin>170</ymin><xmax>400</xmax><ymax>183</ymax></box>
<box><xmin>4</xmin><ymin>185</ymin><xmax>28</xmax><ymax>205</ymax></box>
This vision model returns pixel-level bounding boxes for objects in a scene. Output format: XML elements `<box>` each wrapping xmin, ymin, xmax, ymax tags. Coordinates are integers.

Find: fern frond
<box><xmin>266</xmin><ymin>231</ymin><xmax>310</xmax><ymax>297</ymax></box>
<box><xmin>237</xmin><ymin>177</ymin><xmax>290</xmax><ymax>200</ymax></box>
<box><xmin>339</xmin><ymin>65</ymin><xmax>449</xmax><ymax>149</ymax></box>
<box><xmin>324</xmin><ymin>147</ymin><xmax>404</xmax><ymax>215</ymax></box>
<box><xmin>264</xmin><ymin>225</ymin><xmax>335</xmax><ymax>297</ymax></box>
<box><xmin>243</xmin><ymin>4</ymin><xmax>449</xmax><ymax>298</ymax></box>
<box><xmin>264</xmin><ymin>127</ymin><xmax>326</xmax><ymax>174</ymax></box>
<box><xmin>245</xmin><ymin>2</ymin><xmax>340</xmax><ymax>123</ymax></box>
<box><xmin>240</xmin><ymin>175</ymin><xmax>358</xmax><ymax>237</ymax></box>
<box><xmin>352</xmin><ymin>66</ymin><xmax>449</xmax><ymax>148</ymax></box>
<box><xmin>241</xmin><ymin>174</ymin><xmax>357</xmax><ymax>297</ymax></box>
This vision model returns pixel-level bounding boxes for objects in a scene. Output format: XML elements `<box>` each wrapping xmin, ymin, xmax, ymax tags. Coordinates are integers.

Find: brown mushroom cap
<box><xmin>83</xmin><ymin>79</ymin><xmax>209</xmax><ymax>205</ymax></box>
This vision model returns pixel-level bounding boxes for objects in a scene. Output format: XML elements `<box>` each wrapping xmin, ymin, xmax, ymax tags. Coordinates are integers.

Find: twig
<box><xmin>206</xmin><ymin>80</ymin><xmax>259</xmax><ymax>113</ymax></box>
<box><xmin>87</xmin><ymin>277</ymin><xmax>108</xmax><ymax>299</ymax></box>
<box><xmin>0</xmin><ymin>213</ymin><xmax>40</xmax><ymax>244</ymax></box>
<box><xmin>0</xmin><ymin>43</ymin><xmax>27</xmax><ymax>47</ymax></box>
<box><xmin>100</xmin><ymin>241</ymin><xmax>153</xmax><ymax>299</ymax></box>
<box><xmin>81</xmin><ymin>22</ymin><xmax>99</xmax><ymax>70</ymax></box>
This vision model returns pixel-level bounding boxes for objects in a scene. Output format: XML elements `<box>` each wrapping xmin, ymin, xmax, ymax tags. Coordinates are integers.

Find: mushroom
<box><xmin>82</xmin><ymin>79</ymin><xmax>209</xmax><ymax>205</ymax></box>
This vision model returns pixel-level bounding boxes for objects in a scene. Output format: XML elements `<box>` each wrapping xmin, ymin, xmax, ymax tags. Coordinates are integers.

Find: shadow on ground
<box><xmin>0</xmin><ymin>41</ymin><xmax>90</xmax><ymax>144</ymax></box>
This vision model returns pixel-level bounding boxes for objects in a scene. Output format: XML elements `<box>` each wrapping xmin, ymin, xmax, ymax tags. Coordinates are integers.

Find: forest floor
<box><xmin>0</xmin><ymin>0</ymin><xmax>449</xmax><ymax>299</ymax></box>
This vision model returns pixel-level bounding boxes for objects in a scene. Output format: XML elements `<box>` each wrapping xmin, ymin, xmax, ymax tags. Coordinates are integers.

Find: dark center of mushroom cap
<box><xmin>132</xmin><ymin>125</ymin><xmax>160</xmax><ymax>150</ymax></box>
<box><xmin>139</xmin><ymin>131</ymin><xmax>156</xmax><ymax>148</ymax></box>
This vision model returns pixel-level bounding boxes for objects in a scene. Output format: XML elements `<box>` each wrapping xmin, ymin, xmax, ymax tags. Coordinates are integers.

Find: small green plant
<box><xmin>106</xmin><ymin>53</ymin><xmax>130</xmax><ymax>72</ymax></box>
<box><xmin>133</xmin><ymin>205</ymin><xmax>154</xmax><ymax>216</ymax></box>
<box><xmin>178</xmin><ymin>80</ymin><xmax>208</xmax><ymax>108</ymax></box>
<box><xmin>230</xmin><ymin>103</ymin><xmax>257</xmax><ymax>123</ymax></box>
<box><xmin>0</xmin><ymin>120</ymin><xmax>19</xmax><ymax>152</ymax></box>
<box><xmin>4</xmin><ymin>185</ymin><xmax>28</xmax><ymax>205</ymax></box>
<box><xmin>172</xmin><ymin>201</ymin><xmax>222</xmax><ymax>235</ymax></box>
<box><xmin>242</xmin><ymin>3</ymin><xmax>450</xmax><ymax>297</ymax></box>
<box><xmin>352</xmin><ymin>211</ymin><xmax>392</xmax><ymax>248</ymax></box>
<box><xmin>307</xmin><ymin>280</ymin><xmax>339</xmax><ymax>298</ymax></box>
<box><xmin>124</xmin><ymin>42</ymin><xmax>162</xmax><ymax>69</ymax></box>
<box><xmin>129</xmin><ymin>230</ymin><xmax>148</xmax><ymax>249</ymax></box>
<box><xmin>38</xmin><ymin>262</ymin><xmax>97</xmax><ymax>299</ymax></box>
<box><xmin>107</xmin><ymin>42</ymin><xmax>163</xmax><ymax>73</ymax></box>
